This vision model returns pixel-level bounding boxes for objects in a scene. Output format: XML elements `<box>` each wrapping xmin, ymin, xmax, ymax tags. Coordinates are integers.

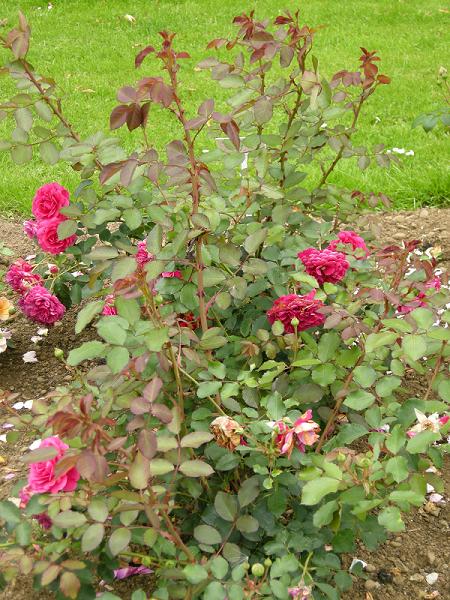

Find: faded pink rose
<box><xmin>20</xmin><ymin>285</ymin><xmax>65</xmax><ymax>325</ymax></box>
<box><xmin>136</xmin><ymin>241</ymin><xmax>153</xmax><ymax>269</ymax></box>
<box><xmin>298</xmin><ymin>248</ymin><xmax>349</xmax><ymax>286</ymax></box>
<box><xmin>23</xmin><ymin>219</ymin><xmax>38</xmax><ymax>239</ymax></box>
<box><xmin>114</xmin><ymin>566</ymin><xmax>153</xmax><ymax>580</ymax></box>
<box><xmin>102</xmin><ymin>294</ymin><xmax>117</xmax><ymax>316</ymax></box>
<box><xmin>406</xmin><ymin>409</ymin><xmax>449</xmax><ymax>438</ymax></box>
<box><xmin>28</xmin><ymin>436</ymin><xmax>80</xmax><ymax>494</ymax></box>
<box><xmin>425</xmin><ymin>276</ymin><xmax>441</xmax><ymax>291</ymax></box>
<box><xmin>288</xmin><ymin>585</ymin><xmax>312</xmax><ymax>599</ymax></box>
<box><xmin>32</xmin><ymin>182</ymin><xmax>70</xmax><ymax>221</ymax></box>
<box><xmin>36</xmin><ymin>217</ymin><xmax>77</xmax><ymax>255</ymax></box>
<box><xmin>267</xmin><ymin>291</ymin><xmax>325</xmax><ymax>334</ymax></box>
<box><xmin>274</xmin><ymin>410</ymin><xmax>320</xmax><ymax>457</ymax></box>
<box><xmin>5</xmin><ymin>259</ymin><xmax>43</xmax><ymax>294</ymax></box>
<box><xmin>161</xmin><ymin>270</ymin><xmax>182</xmax><ymax>279</ymax></box>
<box><xmin>328</xmin><ymin>230</ymin><xmax>368</xmax><ymax>258</ymax></box>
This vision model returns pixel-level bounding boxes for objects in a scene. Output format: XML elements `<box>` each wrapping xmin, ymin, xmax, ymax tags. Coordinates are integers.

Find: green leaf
<box><xmin>82</xmin><ymin>523</ymin><xmax>105</xmax><ymax>552</ymax></box>
<box><xmin>365</xmin><ymin>331</ymin><xmax>398</xmax><ymax>353</ymax></box>
<box><xmin>214</xmin><ymin>491</ymin><xmax>238</xmax><ymax>521</ymax></box>
<box><xmin>353</xmin><ymin>366</ymin><xmax>377</xmax><ymax>388</ymax></box>
<box><xmin>57</xmin><ymin>219</ymin><xmax>77</xmax><ymax>241</ymax></box>
<box><xmin>311</xmin><ymin>364</ymin><xmax>336</xmax><ymax>386</ymax></box>
<box><xmin>149</xmin><ymin>458</ymin><xmax>174</xmax><ymax>476</ymax></box>
<box><xmin>385</xmin><ymin>424</ymin><xmax>406</xmax><ymax>454</ymax></box>
<box><xmin>15</xmin><ymin>521</ymin><xmax>32</xmax><ymax>546</ymax></box>
<box><xmin>22</xmin><ymin>446</ymin><xmax>58</xmax><ymax>464</ymax></box>
<box><xmin>343</xmin><ymin>389</ymin><xmax>375</xmax><ymax>410</ymax></box>
<box><xmin>203</xmin><ymin>582</ymin><xmax>227</xmax><ymax>600</ymax></box>
<box><xmin>0</xmin><ymin>500</ymin><xmax>21</xmax><ymax>524</ymax></box>
<box><xmin>382</xmin><ymin>318</ymin><xmax>413</xmax><ymax>333</ymax></box>
<box><xmin>236</xmin><ymin>515</ymin><xmax>259</xmax><ymax>533</ymax></box>
<box><xmin>385</xmin><ymin>456</ymin><xmax>409</xmax><ymax>483</ymax></box>
<box><xmin>197</xmin><ymin>381</ymin><xmax>222</xmax><ymax>398</ymax></box>
<box><xmin>75</xmin><ymin>301</ymin><xmax>103</xmax><ymax>333</ymax></box>
<box><xmin>179</xmin><ymin>460</ymin><xmax>214</xmax><ymax>477</ymax></box>
<box><xmin>210</xmin><ymin>556</ymin><xmax>229</xmax><ymax>579</ymax></box>
<box><xmin>108</xmin><ymin>527</ymin><xmax>131</xmax><ymax>556</ymax></box>
<box><xmin>11</xmin><ymin>144</ymin><xmax>32</xmax><ymax>165</ymax></box>
<box><xmin>244</xmin><ymin>229</ymin><xmax>267</xmax><ymax>254</ymax></box>
<box><xmin>40</xmin><ymin>141</ymin><xmax>59</xmax><ymax>164</ymax></box>
<box><xmin>116</xmin><ymin>297</ymin><xmax>141</xmax><ymax>325</ymax></box>
<box><xmin>97</xmin><ymin>320</ymin><xmax>127</xmax><ymax>345</ymax></box>
<box><xmin>438</xmin><ymin>380</ymin><xmax>450</xmax><ymax>402</ymax></box>
<box><xmin>301</xmin><ymin>477</ymin><xmax>340</xmax><ymax>505</ymax></box>
<box><xmin>402</xmin><ymin>335</ymin><xmax>427</xmax><ymax>361</ymax></box>
<box><xmin>183</xmin><ymin>564</ymin><xmax>208</xmax><ymax>584</ymax></box>
<box><xmin>107</xmin><ymin>347</ymin><xmax>130</xmax><ymax>374</ymax></box>
<box><xmin>129</xmin><ymin>452</ymin><xmax>150</xmax><ymax>489</ymax></box>
<box><xmin>180</xmin><ymin>431</ymin><xmax>214</xmax><ymax>448</ymax></box>
<box><xmin>52</xmin><ymin>511</ymin><xmax>87</xmax><ymax>529</ymax></box>
<box><xmin>112</xmin><ymin>257</ymin><xmax>137</xmax><ymax>283</ymax></box>
<box><xmin>313</xmin><ymin>500</ymin><xmax>338</xmax><ymax>527</ymax></box>
<box><xmin>411</xmin><ymin>308</ymin><xmax>435</xmax><ymax>330</ymax></box>
<box><xmin>88</xmin><ymin>499</ymin><xmax>109</xmax><ymax>522</ymax></box>
<box><xmin>201</xmin><ymin>267</ymin><xmax>226</xmax><ymax>287</ymax></box>
<box><xmin>87</xmin><ymin>246</ymin><xmax>119</xmax><ymax>260</ymax></box>
<box><xmin>194</xmin><ymin>524</ymin><xmax>222</xmax><ymax>545</ymax></box>
<box><xmin>238</xmin><ymin>477</ymin><xmax>260</xmax><ymax>508</ymax></box>
<box><xmin>378</xmin><ymin>506</ymin><xmax>405</xmax><ymax>532</ymax></box>
<box><xmin>67</xmin><ymin>341</ymin><xmax>106</xmax><ymax>366</ymax></box>
<box><xmin>406</xmin><ymin>430</ymin><xmax>440</xmax><ymax>454</ymax></box>
<box><xmin>123</xmin><ymin>207</ymin><xmax>142</xmax><ymax>230</ymax></box>
<box><xmin>375</xmin><ymin>376</ymin><xmax>401</xmax><ymax>397</ymax></box>
<box><xmin>145</xmin><ymin>327</ymin><xmax>169</xmax><ymax>352</ymax></box>
<box><xmin>318</xmin><ymin>332</ymin><xmax>340</xmax><ymax>362</ymax></box>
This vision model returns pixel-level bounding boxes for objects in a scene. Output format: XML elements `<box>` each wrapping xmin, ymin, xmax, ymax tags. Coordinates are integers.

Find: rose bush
<box><xmin>0</xmin><ymin>10</ymin><xmax>449</xmax><ymax>600</ymax></box>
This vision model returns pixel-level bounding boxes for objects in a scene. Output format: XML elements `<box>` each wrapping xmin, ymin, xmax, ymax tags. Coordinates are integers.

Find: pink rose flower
<box><xmin>5</xmin><ymin>259</ymin><xmax>43</xmax><ymax>294</ymax></box>
<box><xmin>267</xmin><ymin>291</ymin><xmax>325</xmax><ymax>334</ymax></box>
<box><xmin>23</xmin><ymin>219</ymin><xmax>38</xmax><ymax>239</ymax></box>
<box><xmin>102</xmin><ymin>294</ymin><xmax>117</xmax><ymax>316</ymax></box>
<box><xmin>298</xmin><ymin>248</ymin><xmax>349</xmax><ymax>286</ymax></box>
<box><xmin>274</xmin><ymin>410</ymin><xmax>320</xmax><ymax>457</ymax></box>
<box><xmin>28</xmin><ymin>436</ymin><xmax>80</xmax><ymax>494</ymax></box>
<box><xmin>425</xmin><ymin>275</ymin><xmax>441</xmax><ymax>291</ymax></box>
<box><xmin>136</xmin><ymin>241</ymin><xmax>153</xmax><ymax>269</ymax></box>
<box><xmin>161</xmin><ymin>270</ymin><xmax>182</xmax><ymax>279</ymax></box>
<box><xmin>114</xmin><ymin>566</ymin><xmax>153</xmax><ymax>580</ymax></box>
<box><xmin>36</xmin><ymin>217</ymin><xmax>77</xmax><ymax>255</ymax></box>
<box><xmin>328</xmin><ymin>230</ymin><xmax>368</xmax><ymax>258</ymax></box>
<box><xmin>32</xmin><ymin>182</ymin><xmax>70</xmax><ymax>221</ymax></box>
<box><xmin>288</xmin><ymin>586</ymin><xmax>312</xmax><ymax>599</ymax></box>
<box><xmin>20</xmin><ymin>285</ymin><xmax>65</xmax><ymax>325</ymax></box>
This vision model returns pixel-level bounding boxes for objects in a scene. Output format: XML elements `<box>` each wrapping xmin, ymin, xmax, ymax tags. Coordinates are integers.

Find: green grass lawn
<box><xmin>0</xmin><ymin>0</ymin><xmax>449</xmax><ymax>215</ymax></box>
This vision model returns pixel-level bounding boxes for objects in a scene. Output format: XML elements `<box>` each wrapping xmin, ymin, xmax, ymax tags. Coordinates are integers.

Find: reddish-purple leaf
<box><xmin>130</xmin><ymin>397</ymin><xmax>151</xmax><ymax>415</ymax></box>
<box><xmin>110</xmin><ymin>105</ymin><xmax>129</xmax><ymax>130</ymax></box>
<box><xmin>138</xmin><ymin>430</ymin><xmax>157</xmax><ymax>460</ymax></box>
<box><xmin>126</xmin><ymin>104</ymin><xmax>143</xmax><ymax>131</ymax></box>
<box><xmin>135</xmin><ymin>45</ymin><xmax>155</xmax><ymax>68</ymax></box>
<box><xmin>143</xmin><ymin>377</ymin><xmax>163</xmax><ymax>403</ymax></box>
<box><xmin>198</xmin><ymin>98</ymin><xmax>214</xmax><ymax>117</ymax></box>
<box><xmin>117</xmin><ymin>86</ymin><xmax>137</xmax><ymax>103</ymax></box>
<box><xmin>99</xmin><ymin>161</ymin><xmax>123</xmax><ymax>185</ymax></box>
<box><xmin>151</xmin><ymin>403</ymin><xmax>173</xmax><ymax>423</ymax></box>
<box><xmin>77</xmin><ymin>451</ymin><xmax>109</xmax><ymax>482</ymax></box>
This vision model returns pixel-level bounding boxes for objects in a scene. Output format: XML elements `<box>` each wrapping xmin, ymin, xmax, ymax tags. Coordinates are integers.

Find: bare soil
<box><xmin>0</xmin><ymin>209</ymin><xmax>449</xmax><ymax>600</ymax></box>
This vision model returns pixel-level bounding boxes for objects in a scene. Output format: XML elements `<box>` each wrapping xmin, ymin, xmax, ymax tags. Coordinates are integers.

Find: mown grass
<box><xmin>0</xmin><ymin>0</ymin><xmax>449</xmax><ymax>215</ymax></box>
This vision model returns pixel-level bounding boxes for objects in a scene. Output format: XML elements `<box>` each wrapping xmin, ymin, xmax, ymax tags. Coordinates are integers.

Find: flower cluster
<box><xmin>273</xmin><ymin>410</ymin><xmax>320</xmax><ymax>457</ymax></box>
<box><xmin>28</xmin><ymin>183</ymin><xmax>77</xmax><ymax>255</ymax></box>
<box><xmin>298</xmin><ymin>248</ymin><xmax>349</xmax><ymax>285</ymax></box>
<box><xmin>267</xmin><ymin>291</ymin><xmax>325</xmax><ymax>334</ymax></box>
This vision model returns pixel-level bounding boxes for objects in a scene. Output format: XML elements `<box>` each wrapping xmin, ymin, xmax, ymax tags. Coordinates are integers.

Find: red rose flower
<box><xmin>298</xmin><ymin>248</ymin><xmax>349</xmax><ymax>285</ymax></box>
<box><xmin>36</xmin><ymin>217</ymin><xmax>77</xmax><ymax>255</ymax></box>
<box><xmin>267</xmin><ymin>291</ymin><xmax>325</xmax><ymax>333</ymax></box>
<box><xmin>328</xmin><ymin>230</ymin><xmax>368</xmax><ymax>258</ymax></box>
<box><xmin>32</xmin><ymin>182</ymin><xmax>70</xmax><ymax>221</ymax></box>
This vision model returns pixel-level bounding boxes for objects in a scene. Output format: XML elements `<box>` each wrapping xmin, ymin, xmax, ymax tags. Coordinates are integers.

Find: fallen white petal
<box><xmin>429</xmin><ymin>493</ymin><xmax>445</xmax><ymax>504</ymax></box>
<box><xmin>37</xmin><ymin>327</ymin><xmax>48</xmax><ymax>336</ymax></box>
<box><xmin>0</xmin><ymin>434</ymin><xmax>7</xmax><ymax>442</ymax></box>
<box><xmin>427</xmin><ymin>484</ymin><xmax>435</xmax><ymax>493</ymax></box>
<box><xmin>350</xmin><ymin>558</ymin><xmax>367</xmax><ymax>571</ymax></box>
<box><xmin>31</xmin><ymin>336</ymin><xmax>43</xmax><ymax>344</ymax></box>
<box><xmin>22</xmin><ymin>351</ymin><xmax>38</xmax><ymax>363</ymax></box>
<box><xmin>12</xmin><ymin>402</ymin><xmax>25</xmax><ymax>410</ymax></box>
<box><xmin>426</xmin><ymin>572</ymin><xmax>439</xmax><ymax>585</ymax></box>
<box><xmin>29</xmin><ymin>439</ymin><xmax>41</xmax><ymax>450</ymax></box>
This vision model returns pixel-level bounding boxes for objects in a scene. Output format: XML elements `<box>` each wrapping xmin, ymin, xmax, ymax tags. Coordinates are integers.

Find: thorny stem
<box><xmin>168</xmin><ymin>64</ymin><xmax>209</xmax><ymax>335</ymax></box>
<box><xmin>317</xmin><ymin>93</ymin><xmax>367</xmax><ymax>189</ymax></box>
<box><xmin>424</xmin><ymin>340</ymin><xmax>447</xmax><ymax>401</ymax></box>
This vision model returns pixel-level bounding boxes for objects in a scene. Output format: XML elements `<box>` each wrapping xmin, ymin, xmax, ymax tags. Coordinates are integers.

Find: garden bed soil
<box><xmin>1</xmin><ymin>208</ymin><xmax>450</xmax><ymax>600</ymax></box>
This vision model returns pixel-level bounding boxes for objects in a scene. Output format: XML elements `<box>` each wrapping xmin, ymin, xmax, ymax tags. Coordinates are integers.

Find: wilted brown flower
<box><xmin>210</xmin><ymin>416</ymin><xmax>243</xmax><ymax>450</ymax></box>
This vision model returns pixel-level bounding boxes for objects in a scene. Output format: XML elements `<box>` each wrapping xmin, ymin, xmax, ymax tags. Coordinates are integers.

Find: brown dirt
<box><xmin>0</xmin><ymin>209</ymin><xmax>449</xmax><ymax>599</ymax></box>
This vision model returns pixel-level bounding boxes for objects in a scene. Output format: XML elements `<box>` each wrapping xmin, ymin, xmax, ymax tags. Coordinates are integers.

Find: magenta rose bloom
<box><xmin>32</xmin><ymin>182</ymin><xmax>70</xmax><ymax>221</ymax></box>
<box><xmin>161</xmin><ymin>270</ymin><xmax>182</xmax><ymax>279</ymax></box>
<box><xmin>267</xmin><ymin>291</ymin><xmax>325</xmax><ymax>333</ymax></box>
<box><xmin>20</xmin><ymin>285</ymin><xmax>65</xmax><ymax>324</ymax></box>
<box><xmin>102</xmin><ymin>294</ymin><xmax>117</xmax><ymax>316</ymax></box>
<box><xmin>36</xmin><ymin>217</ymin><xmax>77</xmax><ymax>255</ymax></box>
<box><xmin>5</xmin><ymin>259</ymin><xmax>43</xmax><ymax>294</ymax></box>
<box><xmin>28</xmin><ymin>436</ymin><xmax>80</xmax><ymax>494</ymax></box>
<box><xmin>136</xmin><ymin>241</ymin><xmax>153</xmax><ymax>269</ymax></box>
<box><xmin>23</xmin><ymin>219</ymin><xmax>38</xmax><ymax>239</ymax></box>
<box><xmin>328</xmin><ymin>230</ymin><xmax>368</xmax><ymax>258</ymax></box>
<box><xmin>298</xmin><ymin>248</ymin><xmax>349</xmax><ymax>285</ymax></box>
